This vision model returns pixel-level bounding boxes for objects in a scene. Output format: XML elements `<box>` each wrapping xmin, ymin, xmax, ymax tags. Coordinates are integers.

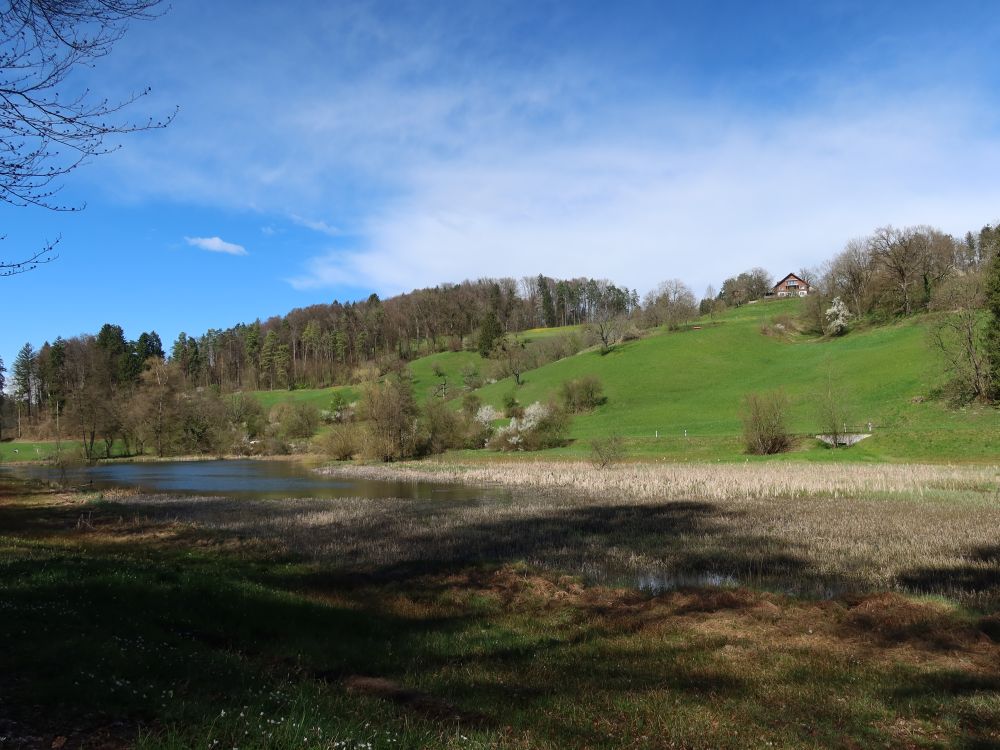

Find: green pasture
<box><xmin>468</xmin><ymin>299</ymin><xmax>999</xmax><ymax>462</ymax></box>
<box><xmin>251</xmin><ymin>384</ymin><xmax>359</xmax><ymax>412</ymax></box>
<box><xmin>0</xmin><ymin>441</ymin><xmax>62</xmax><ymax>462</ymax></box>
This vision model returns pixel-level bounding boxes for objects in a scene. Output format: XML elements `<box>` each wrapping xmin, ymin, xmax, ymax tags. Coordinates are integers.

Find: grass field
<box><xmin>465</xmin><ymin>299</ymin><xmax>999</xmax><ymax>462</ymax></box>
<box><xmin>2</xmin><ymin>468</ymin><xmax>998</xmax><ymax>749</ymax></box>
<box><xmin>252</xmin><ymin>384</ymin><xmax>360</xmax><ymax>412</ymax></box>
<box><xmin>0</xmin><ymin>439</ymin><xmax>62</xmax><ymax>462</ymax></box>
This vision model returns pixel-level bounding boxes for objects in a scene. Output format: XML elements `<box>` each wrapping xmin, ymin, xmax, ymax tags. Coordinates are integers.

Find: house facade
<box><xmin>772</xmin><ymin>273</ymin><xmax>810</xmax><ymax>297</ymax></box>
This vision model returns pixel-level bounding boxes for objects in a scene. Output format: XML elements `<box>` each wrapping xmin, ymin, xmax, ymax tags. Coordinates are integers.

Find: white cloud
<box><xmin>288</xmin><ymin>101</ymin><xmax>1000</xmax><ymax>296</ymax></box>
<box><xmin>184</xmin><ymin>236</ymin><xmax>248</xmax><ymax>256</ymax></box>
<box><xmin>290</xmin><ymin>214</ymin><xmax>342</xmax><ymax>236</ymax></box>
<box><xmin>96</xmin><ymin>6</ymin><xmax>1000</xmax><ymax>297</ymax></box>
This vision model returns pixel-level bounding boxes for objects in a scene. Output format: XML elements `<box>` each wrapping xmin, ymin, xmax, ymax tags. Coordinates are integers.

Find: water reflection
<box><xmin>1</xmin><ymin>459</ymin><xmax>509</xmax><ymax>503</ymax></box>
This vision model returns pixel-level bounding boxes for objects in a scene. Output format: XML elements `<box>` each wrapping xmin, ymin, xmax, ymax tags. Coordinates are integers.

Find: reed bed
<box><xmin>107</xmin><ymin>459</ymin><xmax>1000</xmax><ymax>609</ymax></box>
<box><xmin>320</xmin><ymin>459</ymin><xmax>999</xmax><ymax>503</ymax></box>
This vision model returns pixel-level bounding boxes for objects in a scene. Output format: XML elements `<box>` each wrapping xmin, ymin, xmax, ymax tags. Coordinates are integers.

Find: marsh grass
<box><xmin>96</xmin><ymin>460</ymin><xmax>1000</xmax><ymax>608</ymax></box>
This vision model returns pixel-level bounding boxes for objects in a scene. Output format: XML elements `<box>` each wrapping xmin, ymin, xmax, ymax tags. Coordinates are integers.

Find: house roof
<box><xmin>773</xmin><ymin>273</ymin><xmax>809</xmax><ymax>290</ymax></box>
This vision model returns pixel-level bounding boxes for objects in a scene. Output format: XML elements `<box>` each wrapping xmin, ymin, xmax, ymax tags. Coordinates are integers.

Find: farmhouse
<box><xmin>772</xmin><ymin>273</ymin><xmax>810</xmax><ymax>297</ymax></box>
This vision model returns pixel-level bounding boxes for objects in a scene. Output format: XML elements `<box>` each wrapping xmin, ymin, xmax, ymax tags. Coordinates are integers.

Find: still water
<box><xmin>2</xmin><ymin>458</ymin><xmax>508</xmax><ymax>503</ymax></box>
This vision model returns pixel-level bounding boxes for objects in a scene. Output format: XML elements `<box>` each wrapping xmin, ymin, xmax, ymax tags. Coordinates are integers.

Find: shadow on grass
<box><xmin>3</xmin><ymin>488</ymin><xmax>999</xmax><ymax>748</ymax></box>
<box><xmin>898</xmin><ymin>543</ymin><xmax>1000</xmax><ymax>612</ymax></box>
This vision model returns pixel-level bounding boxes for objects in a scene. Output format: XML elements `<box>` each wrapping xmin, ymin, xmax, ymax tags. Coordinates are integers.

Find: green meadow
<box><xmin>453</xmin><ymin>298</ymin><xmax>998</xmax><ymax>462</ymax></box>
<box><xmin>251</xmin><ymin>384</ymin><xmax>359</xmax><ymax>412</ymax></box>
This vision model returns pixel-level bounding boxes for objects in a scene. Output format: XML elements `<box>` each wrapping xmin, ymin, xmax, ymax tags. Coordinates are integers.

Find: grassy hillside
<box><xmin>252</xmin><ymin>384</ymin><xmax>359</xmax><ymax>412</ymax></box>
<box><xmin>464</xmin><ymin>299</ymin><xmax>998</xmax><ymax>462</ymax></box>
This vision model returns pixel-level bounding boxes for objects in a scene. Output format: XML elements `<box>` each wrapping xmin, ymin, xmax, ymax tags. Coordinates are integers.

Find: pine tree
<box><xmin>259</xmin><ymin>330</ymin><xmax>279</xmax><ymax>390</ymax></box>
<box><xmin>537</xmin><ymin>274</ymin><xmax>556</xmax><ymax>327</ymax></box>
<box><xmin>477</xmin><ymin>310</ymin><xmax>504</xmax><ymax>357</ymax></box>
<box><xmin>984</xmin><ymin>230</ymin><xmax>1000</xmax><ymax>399</ymax></box>
<box><xmin>13</xmin><ymin>343</ymin><xmax>36</xmax><ymax>420</ymax></box>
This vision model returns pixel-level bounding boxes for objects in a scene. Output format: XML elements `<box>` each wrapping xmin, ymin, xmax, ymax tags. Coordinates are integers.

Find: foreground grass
<box><xmin>2</xmin><ymin>466</ymin><xmax>999</xmax><ymax>749</ymax></box>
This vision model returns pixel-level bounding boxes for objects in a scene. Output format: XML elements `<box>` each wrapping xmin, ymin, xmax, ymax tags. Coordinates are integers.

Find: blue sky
<box><xmin>3</xmin><ymin>0</ymin><xmax>1000</xmax><ymax>368</ymax></box>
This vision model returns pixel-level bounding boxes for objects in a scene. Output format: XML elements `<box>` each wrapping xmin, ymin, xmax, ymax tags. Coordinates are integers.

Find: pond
<box><xmin>1</xmin><ymin>458</ymin><xmax>510</xmax><ymax>503</ymax></box>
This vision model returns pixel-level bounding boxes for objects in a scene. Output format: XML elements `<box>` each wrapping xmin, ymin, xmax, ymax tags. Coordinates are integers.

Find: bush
<box><xmin>317</xmin><ymin>424</ymin><xmax>363</xmax><ymax>461</ymax></box>
<box><xmin>176</xmin><ymin>389</ymin><xmax>231</xmax><ymax>456</ymax></box>
<box><xmin>358</xmin><ymin>377</ymin><xmax>421</xmax><ymax>461</ymax></box>
<box><xmin>590</xmin><ymin>433</ymin><xmax>625</xmax><ymax>468</ymax></box>
<box><xmin>321</xmin><ymin>392</ymin><xmax>354</xmax><ymax>424</ymax></box>
<box><xmin>825</xmin><ymin>297</ymin><xmax>853</xmax><ymax>336</ymax></box>
<box><xmin>560</xmin><ymin>375</ymin><xmax>606</xmax><ymax>413</ymax></box>
<box><xmin>461</xmin><ymin>363</ymin><xmax>483</xmax><ymax>390</ymax></box>
<box><xmin>421</xmin><ymin>400</ymin><xmax>465</xmax><ymax>454</ymax></box>
<box><xmin>502</xmin><ymin>390</ymin><xmax>522</xmax><ymax>418</ymax></box>
<box><xmin>487</xmin><ymin>401</ymin><xmax>570</xmax><ymax>452</ymax></box>
<box><xmin>461</xmin><ymin>392</ymin><xmax>482</xmax><ymax>417</ymax></box>
<box><xmin>741</xmin><ymin>390</ymin><xmax>791</xmax><ymax>455</ymax></box>
<box><xmin>227</xmin><ymin>392</ymin><xmax>267</xmax><ymax>441</ymax></box>
<box><xmin>269</xmin><ymin>401</ymin><xmax>321</xmax><ymax>440</ymax></box>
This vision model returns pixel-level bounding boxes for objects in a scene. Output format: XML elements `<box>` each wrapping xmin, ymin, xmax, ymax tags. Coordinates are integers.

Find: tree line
<box><xmin>132</xmin><ymin>274</ymin><xmax>641</xmax><ymax>394</ymax></box>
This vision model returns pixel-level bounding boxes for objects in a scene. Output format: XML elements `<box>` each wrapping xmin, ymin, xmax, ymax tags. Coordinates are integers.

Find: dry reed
<box><xmin>105</xmin><ymin>460</ymin><xmax>1000</xmax><ymax>609</ymax></box>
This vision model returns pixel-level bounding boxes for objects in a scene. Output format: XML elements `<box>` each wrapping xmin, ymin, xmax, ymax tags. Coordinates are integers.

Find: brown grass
<box><xmin>92</xmin><ymin>459</ymin><xmax>1000</xmax><ymax>609</ymax></box>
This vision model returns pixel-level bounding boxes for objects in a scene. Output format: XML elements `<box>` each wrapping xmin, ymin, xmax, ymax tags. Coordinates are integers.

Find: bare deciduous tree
<box><xmin>642</xmin><ymin>278</ymin><xmax>697</xmax><ymax>329</ymax></box>
<box><xmin>929</xmin><ymin>272</ymin><xmax>993</xmax><ymax>403</ymax></box>
<box><xmin>1</xmin><ymin>0</ymin><xmax>173</xmax><ymax>275</ymax></box>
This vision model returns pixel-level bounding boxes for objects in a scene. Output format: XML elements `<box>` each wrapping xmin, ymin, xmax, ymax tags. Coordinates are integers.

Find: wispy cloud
<box><xmin>287</xmin><ymin>97</ymin><xmax>1000</xmax><ymax>296</ymax></box>
<box><xmin>290</xmin><ymin>214</ymin><xmax>342</xmax><ymax>236</ymax></box>
<box><xmin>184</xmin><ymin>236</ymin><xmax>248</xmax><ymax>256</ymax></box>
<box><xmin>99</xmin><ymin>4</ymin><xmax>1000</xmax><ymax>296</ymax></box>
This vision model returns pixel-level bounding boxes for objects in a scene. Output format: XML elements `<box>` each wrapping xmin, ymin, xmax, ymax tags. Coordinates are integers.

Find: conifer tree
<box><xmin>984</xmin><ymin>228</ymin><xmax>1000</xmax><ymax>399</ymax></box>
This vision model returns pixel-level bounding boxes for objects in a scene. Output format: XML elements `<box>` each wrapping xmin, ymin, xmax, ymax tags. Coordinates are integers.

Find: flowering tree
<box><xmin>824</xmin><ymin>297</ymin><xmax>852</xmax><ymax>336</ymax></box>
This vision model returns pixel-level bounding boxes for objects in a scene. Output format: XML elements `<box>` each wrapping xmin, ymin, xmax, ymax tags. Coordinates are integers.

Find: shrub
<box><xmin>422</xmin><ymin>400</ymin><xmax>466</xmax><ymax>454</ymax></box>
<box><xmin>321</xmin><ymin>391</ymin><xmax>354</xmax><ymax>424</ymax></box>
<box><xmin>317</xmin><ymin>424</ymin><xmax>363</xmax><ymax>460</ymax></box>
<box><xmin>475</xmin><ymin>403</ymin><xmax>502</xmax><ymax>425</ymax></box>
<box><xmin>560</xmin><ymin>375</ymin><xmax>606</xmax><ymax>413</ymax></box>
<box><xmin>825</xmin><ymin>297</ymin><xmax>853</xmax><ymax>336</ymax></box>
<box><xmin>358</xmin><ymin>377</ymin><xmax>420</xmax><ymax>461</ymax></box>
<box><xmin>226</xmin><ymin>392</ymin><xmax>267</xmax><ymax>440</ymax></box>
<box><xmin>815</xmin><ymin>379</ymin><xmax>854</xmax><ymax>447</ymax></box>
<box><xmin>461</xmin><ymin>363</ymin><xmax>483</xmax><ymax>390</ymax></box>
<box><xmin>502</xmin><ymin>390</ymin><xmax>522</xmax><ymax>418</ymax></box>
<box><xmin>176</xmin><ymin>389</ymin><xmax>231</xmax><ymax>456</ymax></box>
<box><xmin>590</xmin><ymin>433</ymin><xmax>625</xmax><ymax>468</ymax></box>
<box><xmin>488</xmin><ymin>401</ymin><xmax>571</xmax><ymax>452</ymax></box>
<box><xmin>461</xmin><ymin>392</ymin><xmax>482</xmax><ymax>417</ymax></box>
<box><xmin>741</xmin><ymin>390</ymin><xmax>791</xmax><ymax>455</ymax></box>
<box><xmin>269</xmin><ymin>401</ymin><xmax>321</xmax><ymax>440</ymax></box>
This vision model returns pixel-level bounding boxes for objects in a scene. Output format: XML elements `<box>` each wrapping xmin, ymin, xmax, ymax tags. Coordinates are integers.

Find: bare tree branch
<box><xmin>1</xmin><ymin>0</ymin><xmax>174</xmax><ymax>274</ymax></box>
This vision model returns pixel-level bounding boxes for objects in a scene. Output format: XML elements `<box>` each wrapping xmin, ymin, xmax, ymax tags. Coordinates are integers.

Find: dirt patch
<box><xmin>840</xmin><ymin>593</ymin><xmax>979</xmax><ymax>649</ymax></box>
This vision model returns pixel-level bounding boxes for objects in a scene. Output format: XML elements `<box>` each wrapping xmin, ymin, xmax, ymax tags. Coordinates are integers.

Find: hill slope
<box><xmin>241</xmin><ymin>298</ymin><xmax>995</xmax><ymax>463</ymax></box>
<box><xmin>464</xmin><ymin>299</ymin><xmax>997</xmax><ymax>462</ymax></box>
